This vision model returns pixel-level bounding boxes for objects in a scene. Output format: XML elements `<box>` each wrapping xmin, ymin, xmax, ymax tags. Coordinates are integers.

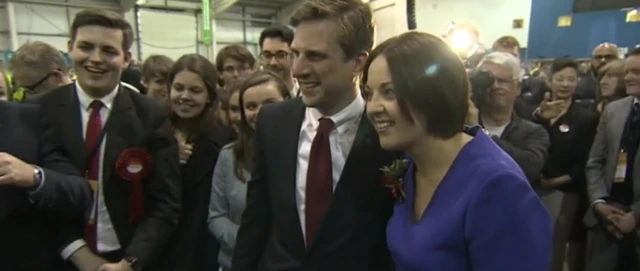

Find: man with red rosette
<box><xmin>30</xmin><ymin>9</ymin><xmax>181</xmax><ymax>271</ymax></box>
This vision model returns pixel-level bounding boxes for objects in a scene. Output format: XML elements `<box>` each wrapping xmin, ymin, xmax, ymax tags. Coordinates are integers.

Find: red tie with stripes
<box><xmin>305</xmin><ymin>118</ymin><xmax>334</xmax><ymax>248</ymax></box>
<box><xmin>84</xmin><ymin>100</ymin><xmax>103</xmax><ymax>252</ymax></box>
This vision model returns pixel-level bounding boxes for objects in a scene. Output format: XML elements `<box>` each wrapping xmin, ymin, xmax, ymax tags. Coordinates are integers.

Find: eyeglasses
<box><xmin>593</xmin><ymin>54</ymin><xmax>617</xmax><ymax>61</ymax></box>
<box><xmin>260</xmin><ymin>51</ymin><xmax>290</xmax><ymax>62</ymax></box>
<box><xmin>22</xmin><ymin>72</ymin><xmax>55</xmax><ymax>94</ymax></box>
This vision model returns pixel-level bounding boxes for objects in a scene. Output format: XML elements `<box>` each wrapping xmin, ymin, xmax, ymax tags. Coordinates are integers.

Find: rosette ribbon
<box><xmin>115</xmin><ymin>148</ymin><xmax>152</xmax><ymax>224</ymax></box>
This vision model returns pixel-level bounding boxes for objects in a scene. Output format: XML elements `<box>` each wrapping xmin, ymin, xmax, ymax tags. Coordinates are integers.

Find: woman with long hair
<box><xmin>208</xmin><ymin>70</ymin><xmax>290</xmax><ymax>270</ymax></box>
<box><xmin>159</xmin><ymin>53</ymin><xmax>234</xmax><ymax>271</ymax></box>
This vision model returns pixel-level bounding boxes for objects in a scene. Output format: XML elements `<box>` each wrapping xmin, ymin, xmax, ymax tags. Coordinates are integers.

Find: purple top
<box><xmin>386</xmin><ymin>127</ymin><xmax>553</xmax><ymax>271</ymax></box>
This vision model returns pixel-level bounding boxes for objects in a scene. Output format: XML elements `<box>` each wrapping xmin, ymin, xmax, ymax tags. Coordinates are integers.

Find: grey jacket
<box><xmin>207</xmin><ymin>144</ymin><xmax>250</xmax><ymax>269</ymax></box>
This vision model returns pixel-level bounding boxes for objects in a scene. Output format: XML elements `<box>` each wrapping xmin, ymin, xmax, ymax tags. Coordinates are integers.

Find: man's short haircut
<box><xmin>215</xmin><ymin>45</ymin><xmax>256</xmax><ymax>73</ymax></box>
<box><xmin>141</xmin><ymin>55</ymin><xmax>175</xmax><ymax>83</ymax></box>
<box><xmin>492</xmin><ymin>35</ymin><xmax>520</xmax><ymax>50</ymax></box>
<box><xmin>290</xmin><ymin>0</ymin><xmax>375</xmax><ymax>59</ymax></box>
<box><xmin>70</xmin><ymin>9</ymin><xmax>134</xmax><ymax>51</ymax></box>
<box><xmin>9</xmin><ymin>41</ymin><xmax>69</xmax><ymax>74</ymax></box>
<box><xmin>477</xmin><ymin>52</ymin><xmax>522</xmax><ymax>81</ymax></box>
<box><xmin>259</xmin><ymin>25</ymin><xmax>294</xmax><ymax>48</ymax></box>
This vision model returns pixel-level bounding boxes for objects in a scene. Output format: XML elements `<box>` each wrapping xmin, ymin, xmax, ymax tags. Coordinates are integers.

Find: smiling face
<box><xmin>291</xmin><ymin>19</ymin><xmax>362</xmax><ymax>114</ymax></box>
<box><xmin>625</xmin><ymin>55</ymin><xmax>640</xmax><ymax>97</ymax></box>
<box><xmin>482</xmin><ymin>62</ymin><xmax>520</xmax><ymax>109</ymax></box>
<box><xmin>242</xmin><ymin>81</ymin><xmax>286</xmax><ymax>129</ymax></box>
<box><xmin>364</xmin><ymin>55</ymin><xmax>422</xmax><ymax>151</ymax></box>
<box><xmin>550</xmin><ymin>67</ymin><xmax>578</xmax><ymax>100</ymax></box>
<box><xmin>170</xmin><ymin>70</ymin><xmax>210</xmax><ymax>119</ymax></box>
<box><xmin>69</xmin><ymin>25</ymin><xmax>130</xmax><ymax>97</ymax></box>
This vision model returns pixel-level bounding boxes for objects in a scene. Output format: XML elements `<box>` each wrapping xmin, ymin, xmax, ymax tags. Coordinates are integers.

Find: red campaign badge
<box><xmin>115</xmin><ymin>148</ymin><xmax>152</xmax><ymax>224</ymax></box>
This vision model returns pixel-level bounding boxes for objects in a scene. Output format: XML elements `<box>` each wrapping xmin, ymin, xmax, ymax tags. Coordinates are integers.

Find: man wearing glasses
<box><xmin>9</xmin><ymin>41</ymin><xmax>73</xmax><ymax>100</ymax></box>
<box><xmin>259</xmin><ymin>25</ymin><xmax>298</xmax><ymax>97</ymax></box>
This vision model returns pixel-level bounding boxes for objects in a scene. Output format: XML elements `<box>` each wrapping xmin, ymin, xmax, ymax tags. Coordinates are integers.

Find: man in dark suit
<box><xmin>232</xmin><ymin>1</ymin><xmax>399</xmax><ymax>271</ymax></box>
<box><xmin>0</xmin><ymin>101</ymin><xmax>92</xmax><ymax>271</ymax></box>
<box><xmin>31</xmin><ymin>9</ymin><xmax>181</xmax><ymax>271</ymax></box>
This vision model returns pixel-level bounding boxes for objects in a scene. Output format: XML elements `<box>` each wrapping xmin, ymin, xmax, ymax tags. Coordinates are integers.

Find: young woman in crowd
<box><xmin>363</xmin><ymin>31</ymin><xmax>552</xmax><ymax>271</ymax></box>
<box><xmin>160</xmin><ymin>53</ymin><xmax>234</xmax><ymax>271</ymax></box>
<box><xmin>208</xmin><ymin>70</ymin><xmax>291</xmax><ymax>271</ymax></box>
<box><xmin>533</xmin><ymin>58</ymin><xmax>600</xmax><ymax>271</ymax></box>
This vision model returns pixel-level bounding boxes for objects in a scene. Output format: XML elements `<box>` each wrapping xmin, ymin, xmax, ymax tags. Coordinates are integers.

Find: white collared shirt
<box><xmin>61</xmin><ymin>82</ymin><xmax>121</xmax><ymax>259</ymax></box>
<box><xmin>296</xmin><ymin>93</ymin><xmax>365</xmax><ymax>242</ymax></box>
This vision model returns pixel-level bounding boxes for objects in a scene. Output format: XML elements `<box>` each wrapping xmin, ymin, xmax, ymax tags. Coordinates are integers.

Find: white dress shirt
<box><xmin>61</xmin><ymin>82</ymin><xmax>121</xmax><ymax>259</ymax></box>
<box><xmin>296</xmin><ymin>93</ymin><xmax>365</xmax><ymax>242</ymax></box>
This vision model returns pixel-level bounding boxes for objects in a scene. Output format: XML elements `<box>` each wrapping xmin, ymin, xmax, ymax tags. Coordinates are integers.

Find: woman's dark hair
<box><xmin>362</xmin><ymin>31</ymin><xmax>469</xmax><ymax>139</ymax></box>
<box><xmin>550</xmin><ymin>57</ymin><xmax>579</xmax><ymax>75</ymax></box>
<box><xmin>167</xmin><ymin>54</ymin><xmax>219</xmax><ymax>138</ymax></box>
<box><xmin>232</xmin><ymin>70</ymin><xmax>291</xmax><ymax>182</ymax></box>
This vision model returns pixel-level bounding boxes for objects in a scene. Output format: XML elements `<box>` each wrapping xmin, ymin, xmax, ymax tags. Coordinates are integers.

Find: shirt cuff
<box><xmin>591</xmin><ymin>199</ymin><xmax>606</xmax><ymax>206</ymax></box>
<box><xmin>60</xmin><ymin>239</ymin><xmax>86</xmax><ymax>260</ymax></box>
<box><xmin>27</xmin><ymin>166</ymin><xmax>45</xmax><ymax>200</ymax></box>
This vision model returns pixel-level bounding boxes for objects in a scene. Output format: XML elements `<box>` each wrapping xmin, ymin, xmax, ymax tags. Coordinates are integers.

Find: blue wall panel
<box><xmin>528</xmin><ymin>0</ymin><xmax>640</xmax><ymax>59</ymax></box>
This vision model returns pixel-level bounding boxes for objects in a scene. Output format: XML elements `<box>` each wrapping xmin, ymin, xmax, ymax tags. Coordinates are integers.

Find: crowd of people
<box><xmin>1</xmin><ymin>0</ymin><xmax>640</xmax><ymax>271</ymax></box>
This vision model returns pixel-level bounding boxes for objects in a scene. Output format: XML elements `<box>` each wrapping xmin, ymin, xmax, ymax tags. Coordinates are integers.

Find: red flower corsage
<box><xmin>381</xmin><ymin>159</ymin><xmax>409</xmax><ymax>202</ymax></box>
<box><xmin>115</xmin><ymin>148</ymin><xmax>152</xmax><ymax>224</ymax></box>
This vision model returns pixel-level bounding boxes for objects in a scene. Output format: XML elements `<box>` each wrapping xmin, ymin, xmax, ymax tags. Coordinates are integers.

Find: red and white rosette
<box><xmin>115</xmin><ymin>148</ymin><xmax>152</xmax><ymax>224</ymax></box>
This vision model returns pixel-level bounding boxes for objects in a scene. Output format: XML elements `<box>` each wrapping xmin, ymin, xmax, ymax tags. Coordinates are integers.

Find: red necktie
<box><xmin>84</xmin><ymin>100</ymin><xmax>103</xmax><ymax>252</ymax></box>
<box><xmin>305</xmin><ymin>118</ymin><xmax>334</xmax><ymax>247</ymax></box>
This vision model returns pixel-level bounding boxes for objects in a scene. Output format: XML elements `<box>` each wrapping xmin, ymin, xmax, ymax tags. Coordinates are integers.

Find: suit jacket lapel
<box><xmin>612</xmin><ymin>97</ymin><xmax>633</xmax><ymax>155</ymax></box>
<box><xmin>102</xmin><ymin>86</ymin><xmax>136</xmax><ymax>184</ymax></box>
<box><xmin>281</xmin><ymin>98</ymin><xmax>307</xmax><ymax>256</ymax></box>
<box><xmin>55</xmin><ymin>85</ymin><xmax>87</xmax><ymax>171</ymax></box>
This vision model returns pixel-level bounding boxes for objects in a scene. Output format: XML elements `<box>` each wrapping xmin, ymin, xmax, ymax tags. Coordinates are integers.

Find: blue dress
<box><xmin>387</xmin><ymin>128</ymin><xmax>553</xmax><ymax>271</ymax></box>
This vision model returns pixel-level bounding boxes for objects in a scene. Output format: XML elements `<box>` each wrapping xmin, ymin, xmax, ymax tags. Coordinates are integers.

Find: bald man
<box><xmin>575</xmin><ymin>43</ymin><xmax>620</xmax><ymax>101</ymax></box>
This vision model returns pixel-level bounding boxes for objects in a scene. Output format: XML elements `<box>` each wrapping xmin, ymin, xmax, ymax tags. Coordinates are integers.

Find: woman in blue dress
<box><xmin>362</xmin><ymin>31</ymin><xmax>553</xmax><ymax>271</ymax></box>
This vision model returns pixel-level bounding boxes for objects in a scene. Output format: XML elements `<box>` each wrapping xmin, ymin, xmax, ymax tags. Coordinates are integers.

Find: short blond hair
<box><xmin>290</xmin><ymin>0</ymin><xmax>375</xmax><ymax>59</ymax></box>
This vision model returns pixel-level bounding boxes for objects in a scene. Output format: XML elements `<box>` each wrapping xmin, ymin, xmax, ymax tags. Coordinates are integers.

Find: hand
<box><xmin>99</xmin><ymin>260</ymin><xmax>132</xmax><ymax>271</ymax></box>
<box><xmin>178</xmin><ymin>142</ymin><xmax>193</xmax><ymax>165</ymax></box>
<box><xmin>69</xmin><ymin>247</ymin><xmax>109</xmax><ymax>271</ymax></box>
<box><xmin>0</xmin><ymin>152</ymin><xmax>37</xmax><ymax>188</ymax></box>
<box><xmin>611</xmin><ymin>212</ymin><xmax>637</xmax><ymax>234</ymax></box>
<box><xmin>540</xmin><ymin>175</ymin><xmax>571</xmax><ymax>188</ymax></box>
<box><xmin>537</xmin><ymin>92</ymin><xmax>567</xmax><ymax>120</ymax></box>
<box><xmin>466</xmin><ymin>99</ymin><xmax>479</xmax><ymax>126</ymax></box>
<box><xmin>594</xmin><ymin>203</ymin><xmax>625</xmax><ymax>220</ymax></box>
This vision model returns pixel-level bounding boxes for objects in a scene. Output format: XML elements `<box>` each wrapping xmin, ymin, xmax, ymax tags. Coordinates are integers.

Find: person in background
<box><xmin>0</xmin><ymin>69</ymin><xmax>9</xmax><ymax>101</ymax></box>
<box><xmin>120</xmin><ymin>61</ymin><xmax>146</xmax><ymax>94</ymax></box>
<box><xmin>470</xmin><ymin>52</ymin><xmax>550</xmax><ymax>184</ymax></box>
<box><xmin>365</xmin><ymin>31</ymin><xmax>552</xmax><ymax>271</ymax></box>
<box><xmin>576</xmin><ymin>43</ymin><xmax>620</xmax><ymax>101</ymax></box>
<box><xmin>532</xmin><ymin>58</ymin><xmax>599</xmax><ymax>271</ymax></box>
<box><xmin>596</xmin><ymin>59</ymin><xmax>627</xmax><ymax>114</ymax></box>
<box><xmin>208</xmin><ymin>70</ymin><xmax>291</xmax><ymax>271</ymax></box>
<box><xmin>31</xmin><ymin>9</ymin><xmax>181</xmax><ymax>271</ymax></box>
<box><xmin>215</xmin><ymin>45</ymin><xmax>255</xmax><ymax>89</ymax></box>
<box><xmin>492</xmin><ymin>35</ymin><xmax>520</xmax><ymax>59</ymax></box>
<box><xmin>216</xmin><ymin>78</ymin><xmax>245</xmax><ymax>132</ymax></box>
<box><xmin>8</xmin><ymin>41</ymin><xmax>73</xmax><ymax>100</ymax></box>
<box><xmin>259</xmin><ymin>24</ymin><xmax>298</xmax><ymax>97</ymax></box>
<box><xmin>141</xmin><ymin>54</ymin><xmax>175</xmax><ymax>105</ymax></box>
<box><xmin>158</xmin><ymin>53</ymin><xmax>234</xmax><ymax>271</ymax></box>
<box><xmin>584</xmin><ymin>46</ymin><xmax>640</xmax><ymax>271</ymax></box>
